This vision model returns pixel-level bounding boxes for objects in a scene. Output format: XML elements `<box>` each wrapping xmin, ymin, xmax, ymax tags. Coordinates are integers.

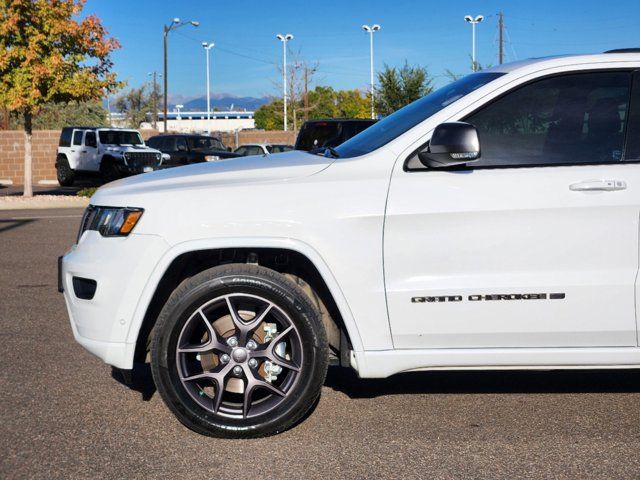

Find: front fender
<box><xmin>125</xmin><ymin>236</ymin><xmax>365</xmax><ymax>354</ymax></box>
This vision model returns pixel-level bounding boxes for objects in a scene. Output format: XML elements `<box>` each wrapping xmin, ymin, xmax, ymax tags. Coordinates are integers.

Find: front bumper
<box><xmin>59</xmin><ymin>231</ymin><xmax>170</xmax><ymax>369</ymax></box>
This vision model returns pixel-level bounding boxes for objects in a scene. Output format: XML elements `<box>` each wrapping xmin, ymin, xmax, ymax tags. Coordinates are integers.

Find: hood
<box><xmin>103</xmin><ymin>145</ymin><xmax>160</xmax><ymax>153</ymax></box>
<box><xmin>92</xmin><ymin>150</ymin><xmax>331</xmax><ymax>203</ymax></box>
<box><xmin>196</xmin><ymin>149</ymin><xmax>241</xmax><ymax>158</ymax></box>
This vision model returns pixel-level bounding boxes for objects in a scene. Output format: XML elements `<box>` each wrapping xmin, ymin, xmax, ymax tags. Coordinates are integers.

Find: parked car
<box><xmin>60</xmin><ymin>50</ymin><xmax>640</xmax><ymax>438</ymax></box>
<box><xmin>234</xmin><ymin>143</ymin><xmax>294</xmax><ymax>156</ymax></box>
<box><xmin>146</xmin><ymin>134</ymin><xmax>240</xmax><ymax>167</ymax></box>
<box><xmin>294</xmin><ymin>118</ymin><xmax>376</xmax><ymax>151</ymax></box>
<box><xmin>56</xmin><ymin>127</ymin><xmax>163</xmax><ymax>186</ymax></box>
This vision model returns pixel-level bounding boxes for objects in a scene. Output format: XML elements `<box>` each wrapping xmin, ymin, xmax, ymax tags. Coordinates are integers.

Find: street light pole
<box><xmin>202</xmin><ymin>42</ymin><xmax>215</xmax><ymax>135</ymax></box>
<box><xmin>276</xmin><ymin>33</ymin><xmax>293</xmax><ymax>131</ymax></box>
<box><xmin>163</xmin><ymin>18</ymin><xmax>199</xmax><ymax>133</ymax></box>
<box><xmin>464</xmin><ymin>15</ymin><xmax>484</xmax><ymax>72</ymax></box>
<box><xmin>362</xmin><ymin>24</ymin><xmax>381</xmax><ymax>119</ymax></box>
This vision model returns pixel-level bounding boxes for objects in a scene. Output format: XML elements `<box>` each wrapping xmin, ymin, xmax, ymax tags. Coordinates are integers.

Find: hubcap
<box><xmin>231</xmin><ymin>347</ymin><xmax>248</xmax><ymax>363</ymax></box>
<box><xmin>175</xmin><ymin>293</ymin><xmax>303</xmax><ymax>419</ymax></box>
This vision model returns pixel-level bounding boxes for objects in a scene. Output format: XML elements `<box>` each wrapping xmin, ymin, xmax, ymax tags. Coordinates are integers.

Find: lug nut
<box><xmin>219</xmin><ymin>354</ymin><xmax>230</xmax><ymax>364</ymax></box>
<box><xmin>227</xmin><ymin>336</ymin><xmax>238</xmax><ymax>347</ymax></box>
<box><xmin>233</xmin><ymin>365</ymin><xmax>243</xmax><ymax>376</ymax></box>
<box><xmin>246</xmin><ymin>340</ymin><xmax>257</xmax><ymax>350</ymax></box>
<box><xmin>248</xmin><ymin>358</ymin><xmax>258</xmax><ymax>368</ymax></box>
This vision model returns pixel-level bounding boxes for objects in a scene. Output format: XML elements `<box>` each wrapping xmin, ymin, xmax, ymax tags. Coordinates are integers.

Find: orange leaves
<box><xmin>0</xmin><ymin>0</ymin><xmax>121</xmax><ymax>114</ymax></box>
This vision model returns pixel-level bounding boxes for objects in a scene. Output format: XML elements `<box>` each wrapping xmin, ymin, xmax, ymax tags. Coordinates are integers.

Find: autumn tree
<box><xmin>0</xmin><ymin>0</ymin><xmax>120</xmax><ymax>196</ymax></box>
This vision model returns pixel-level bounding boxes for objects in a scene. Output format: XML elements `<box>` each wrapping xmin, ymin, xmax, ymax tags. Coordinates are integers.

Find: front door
<box><xmin>384</xmin><ymin>70</ymin><xmax>639</xmax><ymax>349</ymax></box>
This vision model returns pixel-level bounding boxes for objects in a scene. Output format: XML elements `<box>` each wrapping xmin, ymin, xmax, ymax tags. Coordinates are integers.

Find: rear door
<box><xmin>384</xmin><ymin>69</ymin><xmax>640</xmax><ymax>349</ymax></box>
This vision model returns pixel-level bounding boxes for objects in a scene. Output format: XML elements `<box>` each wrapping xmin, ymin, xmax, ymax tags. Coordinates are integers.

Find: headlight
<box><xmin>204</xmin><ymin>155</ymin><xmax>220</xmax><ymax>162</ymax></box>
<box><xmin>78</xmin><ymin>206</ymin><xmax>144</xmax><ymax>241</ymax></box>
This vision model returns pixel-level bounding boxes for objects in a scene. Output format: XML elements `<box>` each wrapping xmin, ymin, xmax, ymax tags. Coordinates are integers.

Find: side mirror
<box><xmin>227</xmin><ymin>146</ymin><xmax>232</xmax><ymax>152</ymax></box>
<box><xmin>419</xmin><ymin>122</ymin><xmax>480</xmax><ymax>168</ymax></box>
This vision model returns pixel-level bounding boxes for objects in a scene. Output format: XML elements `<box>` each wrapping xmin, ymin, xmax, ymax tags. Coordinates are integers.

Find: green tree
<box><xmin>115</xmin><ymin>85</ymin><xmax>152</xmax><ymax>128</ymax></box>
<box><xmin>254</xmin><ymin>99</ymin><xmax>284</xmax><ymax>130</ymax></box>
<box><xmin>334</xmin><ymin>89</ymin><xmax>369</xmax><ymax>119</ymax></box>
<box><xmin>9</xmin><ymin>100</ymin><xmax>108</xmax><ymax>129</ymax></box>
<box><xmin>376</xmin><ymin>61</ymin><xmax>434</xmax><ymax>116</ymax></box>
<box><xmin>0</xmin><ymin>0</ymin><xmax>120</xmax><ymax>196</ymax></box>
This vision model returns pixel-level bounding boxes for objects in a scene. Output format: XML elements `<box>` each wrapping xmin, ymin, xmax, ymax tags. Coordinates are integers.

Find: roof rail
<box><xmin>604</xmin><ymin>48</ymin><xmax>640</xmax><ymax>53</ymax></box>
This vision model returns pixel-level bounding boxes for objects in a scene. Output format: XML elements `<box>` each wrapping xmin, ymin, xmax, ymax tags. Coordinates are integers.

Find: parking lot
<box><xmin>2</xmin><ymin>208</ymin><xmax>640</xmax><ymax>479</ymax></box>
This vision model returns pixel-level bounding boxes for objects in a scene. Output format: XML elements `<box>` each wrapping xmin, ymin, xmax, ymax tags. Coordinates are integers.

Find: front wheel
<box><xmin>151</xmin><ymin>264</ymin><xmax>329</xmax><ymax>438</ymax></box>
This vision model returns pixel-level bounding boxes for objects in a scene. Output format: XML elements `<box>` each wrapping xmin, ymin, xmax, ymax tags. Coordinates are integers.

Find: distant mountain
<box><xmin>177</xmin><ymin>94</ymin><xmax>270</xmax><ymax>112</ymax></box>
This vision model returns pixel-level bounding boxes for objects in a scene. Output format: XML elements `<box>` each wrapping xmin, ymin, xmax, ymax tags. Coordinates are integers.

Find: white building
<box><xmin>142</xmin><ymin>111</ymin><xmax>255</xmax><ymax>133</ymax></box>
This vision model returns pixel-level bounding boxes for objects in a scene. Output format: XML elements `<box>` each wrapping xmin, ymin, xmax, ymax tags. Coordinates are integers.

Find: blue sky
<box><xmin>85</xmin><ymin>0</ymin><xmax>640</xmax><ymax>101</ymax></box>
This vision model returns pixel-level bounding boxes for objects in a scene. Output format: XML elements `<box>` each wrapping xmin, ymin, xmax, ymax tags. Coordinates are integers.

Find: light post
<box><xmin>163</xmin><ymin>17</ymin><xmax>199</xmax><ymax>132</ymax></box>
<box><xmin>202</xmin><ymin>42</ymin><xmax>215</xmax><ymax>135</ymax></box>
<box><xmin>147</xmin><ymin>71</ymin><xmax>161</xmax><ymax>129</ymax></box>
<box><xmin>276</xmin><ymin>33</ymin><xmax>293</xmax><ymax>131</ymax></box>
<box><xmin>362</xmin><ymin>24</ymin><xmax>381</xmax><ymax>120</ymax></box>
<box><xmin>464</xmin><ymin>15</ymin><xmax>484</xmax><ymax>72</ymax></box>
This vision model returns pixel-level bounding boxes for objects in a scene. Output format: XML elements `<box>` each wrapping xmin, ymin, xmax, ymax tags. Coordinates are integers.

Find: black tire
<box><xmin>100</xmin><ymin>158</ymin><xmax>120</xmax><ymax>183</ymax></box>
<box><xmin>151</xmin><ymin>264</ymin><xmax>329</xmax><ymax>438</ymax></box>
<box><xmin>56</xmin><ymin>156</ymin><xmax>75</xmax><ymax>187</ymax></box>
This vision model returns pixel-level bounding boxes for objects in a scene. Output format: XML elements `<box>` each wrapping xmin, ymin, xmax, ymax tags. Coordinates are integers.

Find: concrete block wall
<box><xmin>0</xmin><ymin>129</ymin><xmax>296</xmax><ymax>185</ymax></box>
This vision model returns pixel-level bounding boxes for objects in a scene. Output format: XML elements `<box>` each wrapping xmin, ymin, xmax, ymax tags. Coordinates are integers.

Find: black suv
<box><xmin>294</xmin><ymin>119</ymin><xmax>377</xmax><ymax>151</ymax></box>
<box><xmin>146</xmin><ymin>134</ymin><xmax>240</xmax><ymax>167</ymax></box>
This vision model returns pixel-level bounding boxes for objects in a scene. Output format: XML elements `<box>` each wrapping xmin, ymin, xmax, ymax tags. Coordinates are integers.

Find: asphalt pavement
<box><xmin>2</xmin><ymin>208</ymin><xmax>640</xmax><ymax>479</ymax></box>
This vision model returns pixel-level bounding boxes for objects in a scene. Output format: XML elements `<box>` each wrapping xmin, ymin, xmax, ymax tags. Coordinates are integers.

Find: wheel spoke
<box><xmin>242</xmin><ymin>370</ymin><xmax>285</xmax><ymax>418</ymax></box>
<box><xmin>226</xmin><ymin>296</ymin><xmax>273</xmax><ymax>344</ymax></box>
<box><xmin>178</xmin><ymin>309</ymin><xmax>231</xmax><ymax>354</ymax></box>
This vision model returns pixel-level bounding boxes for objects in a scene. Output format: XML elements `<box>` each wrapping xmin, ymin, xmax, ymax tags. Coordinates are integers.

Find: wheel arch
<box><xmin>128</xmin><ymin>238</ymin><xmax>363</xmax><ymax>366</ymax></box>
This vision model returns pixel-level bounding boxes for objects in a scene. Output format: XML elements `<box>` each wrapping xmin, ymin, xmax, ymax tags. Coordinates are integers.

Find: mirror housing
<box><xmin>419</xmin><ymin>122</ymin><xmax>480</xmax><ymax>168</ymax></box>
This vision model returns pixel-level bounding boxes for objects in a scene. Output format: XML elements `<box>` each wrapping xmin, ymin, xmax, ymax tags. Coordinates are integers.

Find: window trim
<box><xmin>404</xmin><ymin>68</ymin><xmax>637</xmax><ymax>173</ymax></box>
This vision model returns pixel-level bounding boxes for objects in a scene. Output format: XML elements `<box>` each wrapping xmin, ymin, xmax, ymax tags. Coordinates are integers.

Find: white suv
<box><xmin>56</xmin><ymin>127</ymin><xmax>163</xmax><ymax>186</ymax></box>
<box><xmin>60</xmin><ymin>51</ymin><xmax>640</xmax><ymax>437</ymax></box>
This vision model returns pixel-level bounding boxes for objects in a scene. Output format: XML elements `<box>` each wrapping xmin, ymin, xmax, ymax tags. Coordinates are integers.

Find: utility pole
<box><xmin>148</xmin><ymin>71</ymin><xmax>161</xmax><ymax>129</ymax></box>
<box><xmin>498</xmin><ymin>12</ymin><xmax>504</xmax><ymax>65</ymax></box>
<box><xmin>303</xmin><ymin>67</ymin><xmax>309</xmax><ymax>122</ymax></box>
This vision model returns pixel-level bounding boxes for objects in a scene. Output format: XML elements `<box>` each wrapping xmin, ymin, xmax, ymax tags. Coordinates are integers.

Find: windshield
<box><xmin>98</xmin><ymin>130</ymin><xmax>144</xmax><ymax>146</ymax></box>
<box><xmin>188</xmin><ymin>136</ymin><xmax>225</xmax><ymax>151</ymax></box>
<box><xmin>335</xmin><ymin>72</ymin><xmax>505</xmax><ymax>158</ymax></box>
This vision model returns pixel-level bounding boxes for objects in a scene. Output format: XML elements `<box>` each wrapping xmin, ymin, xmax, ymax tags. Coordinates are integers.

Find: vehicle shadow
<box><xmin>324</xmin><ymin>366</ymin><xmax>640</xmax><ymax>399</ymax></box>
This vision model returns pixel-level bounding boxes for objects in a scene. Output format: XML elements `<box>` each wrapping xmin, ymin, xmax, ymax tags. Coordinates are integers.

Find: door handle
<box><xmin>569</xmin><ymin>179</ymin><xmax>626</xmax><ymax>192</ymax></box>
<box><xmin>81</xmin><ymin>150</ymin><xmax>87</xmax><ymax>153</ymax></box>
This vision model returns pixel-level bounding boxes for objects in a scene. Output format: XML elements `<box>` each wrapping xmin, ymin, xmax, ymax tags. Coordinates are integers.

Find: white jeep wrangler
<box><xmin>60</xmin><ymin>50</ymin><xmax>640</xmax><ymax>437</ymax></box>
<box><xmin>55</xmin><ymin>127</ymin><xmax>163</xmax><ymax>186</ymax></box>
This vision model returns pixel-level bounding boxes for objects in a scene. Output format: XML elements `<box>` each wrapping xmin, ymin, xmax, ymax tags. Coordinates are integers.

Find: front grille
<box><xmin>125</xmin><ymin>152</ymin><xmax>160</xmax><ymax>170</ymax></box>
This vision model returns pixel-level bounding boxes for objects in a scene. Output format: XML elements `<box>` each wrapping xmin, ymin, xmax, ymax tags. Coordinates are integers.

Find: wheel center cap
<box><xmin>231</xmin><ymin>347</ymin><xmax>248</xmax><ymax>363</ymax></box>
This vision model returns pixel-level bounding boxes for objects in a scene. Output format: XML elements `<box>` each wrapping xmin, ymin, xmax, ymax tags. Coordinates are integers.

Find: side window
<box><xmin>465</xmin><ymin>71</ymin><xmax>632</xmax><ymax>167</ymax></box>
<box><xmin>146</xmin><ymin>137</ymin><xmax>158</xmax><ymax>149</ymax></box>
<box><xmin>72</xmin><ymin>130</ymin><xmax>84</xmax><ymax>146</ymax></box>
<box><xmin>247</xmin><ymin>146</ymin><xmax>263</xmax><ymax>156</ymax></box>
<box><xmin>59</xmin><ymin>128</ymin><xmax>72</xmax><ymax>147</ymax></box>
<box><xmin>85</xmin><ymin>131</ymin><xmax>97</xmax><ymax>148</ymax></box>
<box><xmin>176</xmin><ymin>137</ymin><xmax>188</xmax><ymax>151</ymax></box>
<box><xmin>235</xmin><ymin>147</ymin><xmax>246</xmax><ymax>155</ymax></box>
<box><xmin>624</xmin><ymin>71</ymin><xmax>640</xmax><ymax>161</ymax></box>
